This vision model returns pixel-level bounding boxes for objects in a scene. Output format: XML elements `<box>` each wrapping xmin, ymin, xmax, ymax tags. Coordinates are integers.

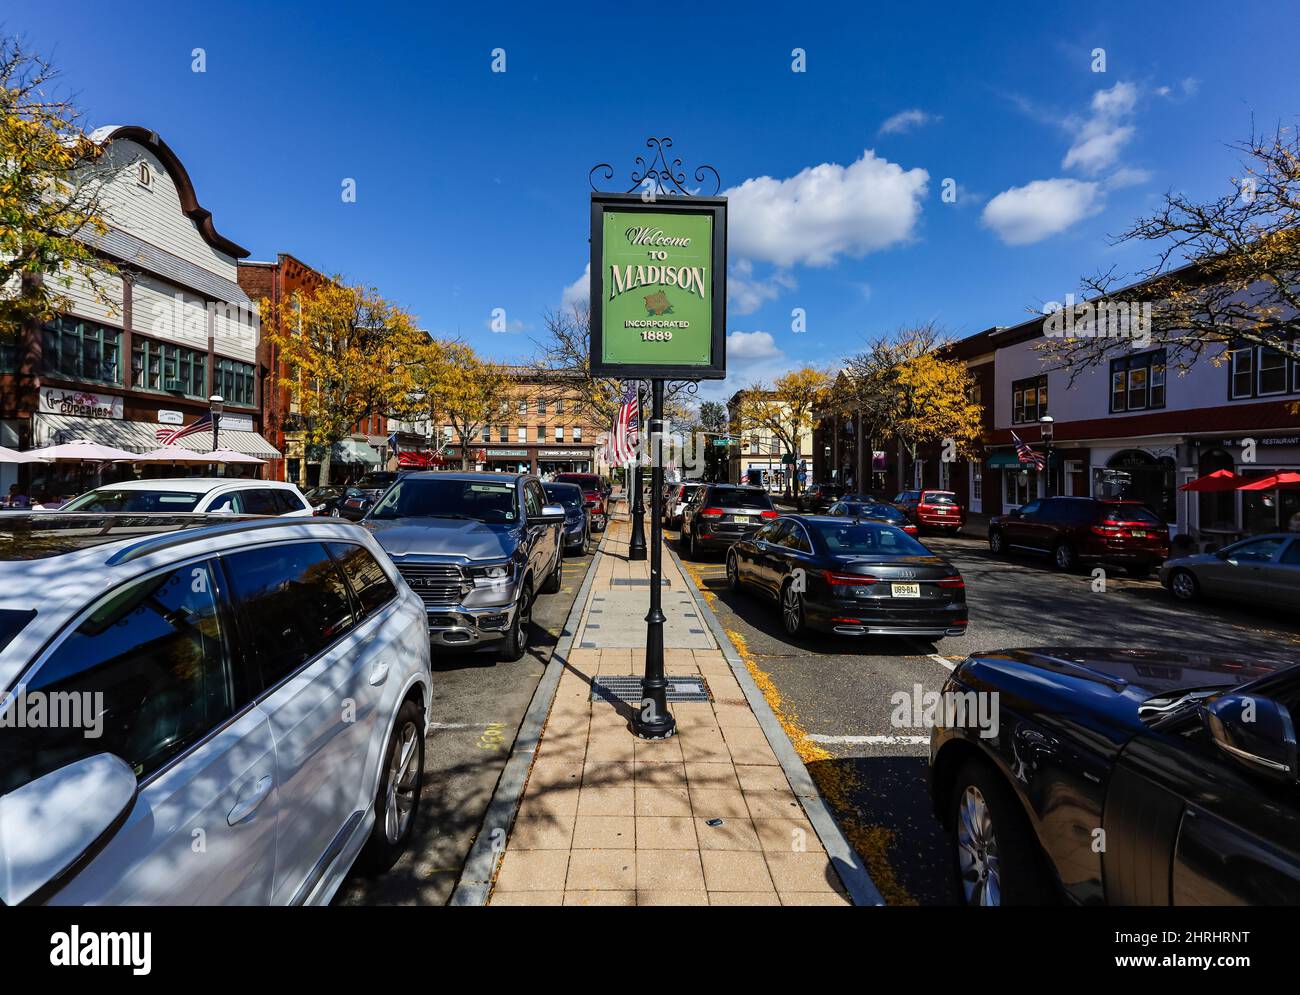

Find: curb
<box><xmin>448</xmin><ymin>530</ymin><xmax>609</xmax><ymax>906</ymax></box>
<box><xmin>665</xmin><ymin>540</ymin><xmax>887</xmax><ymax>907</ymax></box>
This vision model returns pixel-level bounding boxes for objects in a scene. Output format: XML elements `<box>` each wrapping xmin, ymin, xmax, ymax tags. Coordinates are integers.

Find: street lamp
<box><xmin>209</xmin><ymin>394</ymin><xmax>224</xmax><ymax>468</ymax></box>
<box><xmin>1038</xmin><ymin>415</ymin><xmax>1055</xmax><ymax>497</ymax></box>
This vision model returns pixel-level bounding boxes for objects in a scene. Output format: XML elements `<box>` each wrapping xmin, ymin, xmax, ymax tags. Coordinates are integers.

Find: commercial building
<box><xmin>726</xmin><ymin>389</ymin><xmax>816</xmax><ymax>491</ymax></box>
<box><xmin>1</xmin><ymin>126</ymin><xmax>277</xmax><ymax>498</ymax></box>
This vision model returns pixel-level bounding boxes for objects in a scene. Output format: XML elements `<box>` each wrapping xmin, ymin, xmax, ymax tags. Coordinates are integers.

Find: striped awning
<box><xmin>35</xmin><ymin>414</ymin><xmax>280</xmax><ymax>459</ymax></box>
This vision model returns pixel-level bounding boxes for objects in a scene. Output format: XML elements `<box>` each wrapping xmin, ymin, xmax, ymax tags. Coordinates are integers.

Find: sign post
<box><xmin>588</xmin><ymin>138</ymin><xmax>726</xmax><ymax>739</ymax></box>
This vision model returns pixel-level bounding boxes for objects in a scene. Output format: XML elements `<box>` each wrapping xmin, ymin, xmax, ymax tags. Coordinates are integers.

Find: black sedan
<box><xmin>303</xmin><ymin>486</ymin><xmax>346</xmax><ymax>517</ymax></box>
<box><xmin>827</xmin><ymin>499</ymin><xmax>919</xmax><ymax>536</ymax></box>
<box><xmin>725</xmin><ymin>515</ymin><xmax>968</xmax><ymax>639</ymax></box>
<box><xmin>929</xmin><ymin>647</ymin><xmax>1300</xmax><ymax>905</ymax></box>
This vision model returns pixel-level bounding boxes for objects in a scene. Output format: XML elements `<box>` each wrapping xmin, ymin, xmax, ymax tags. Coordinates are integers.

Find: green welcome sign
<box><xmin>589</xmin><ymin>193</ymin><xmax>727</xmax><ymax>379</ymax></box>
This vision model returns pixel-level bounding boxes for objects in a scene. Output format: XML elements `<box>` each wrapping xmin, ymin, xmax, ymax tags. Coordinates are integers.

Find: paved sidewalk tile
<box><xmin>487</xmin><ymin>514</ymin><xmax>851</xmax><ymax>907</ymax></box>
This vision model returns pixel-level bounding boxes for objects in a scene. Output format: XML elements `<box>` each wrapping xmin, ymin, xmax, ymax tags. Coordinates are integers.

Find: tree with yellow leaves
<box><xmin>0</xmin><ymin>37</ymin><xmax>116</xmax><ymax>343</ymax></box>
<box><xmin>844</xmin><ymin>324</ymin><xmax>982</xmax><ymax>489</ymax></box>
<box><xmin>261</xmin><ymin>281</ymin><xmax>421</xmax><ymax>485</ymax></box>
<box><xmin>408</xmin><ymin>339</ymin><xmax>513</xmax><ymax>470</ymax></box>
<box><xmin>738</xmin><ymin>367</ymin><xmax>831</xmax><ymax>503</ymax></box>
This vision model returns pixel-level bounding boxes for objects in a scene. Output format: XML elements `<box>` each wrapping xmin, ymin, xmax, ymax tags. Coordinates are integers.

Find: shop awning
<box><xmin>331</xmin><ymin>438</ymin><xmax>380</xmax><ymax>466</ymax></box>
<box><xmin>986</xmin><ymin>449</ymin><xmax>1059</xmax><ymax>469</ymax></box>
<box><xmin>35</xmin><ymin>414</ymin><xmax>281</xmax><ymax>459</ymax></box>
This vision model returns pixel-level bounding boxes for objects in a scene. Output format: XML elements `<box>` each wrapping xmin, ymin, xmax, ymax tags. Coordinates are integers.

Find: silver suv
<box><xmin>362</xmin><ymin>472</ymin><xmax>565</xmax><ymax>660</ymax></box>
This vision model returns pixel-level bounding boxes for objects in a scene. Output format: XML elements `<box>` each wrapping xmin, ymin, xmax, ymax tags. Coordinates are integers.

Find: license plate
<box><xmin>1129</xmin><ymin>530</ymin><xmax>1147</xmax><ymax>538</ymax></box>
<box><xmin>891</xmin><ymin>583</ymin><xmax>921</xmax><ymax>598</ymax></box>
<box><xmin>937</xmin><ymin>508</ymin><xmax>951</xmax><ymax>514</ymax></box>
<box><xmin>732</xmin><ymin>515</ymin><xmax>750</xmax><ymax>524</ymax></box>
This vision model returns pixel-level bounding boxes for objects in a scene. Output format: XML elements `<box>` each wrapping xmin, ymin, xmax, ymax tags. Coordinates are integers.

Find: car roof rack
<box><xmin>106</xmin><ymin>516</ymin><xmax>357</xmax><ymax>566</ymax></box>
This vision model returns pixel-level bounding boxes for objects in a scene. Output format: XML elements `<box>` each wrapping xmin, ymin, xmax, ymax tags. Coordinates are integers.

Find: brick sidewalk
<box><xmin>488</xmin><ymin>516</ymin><xmax>851</xmax><ymax>906</ymax></box>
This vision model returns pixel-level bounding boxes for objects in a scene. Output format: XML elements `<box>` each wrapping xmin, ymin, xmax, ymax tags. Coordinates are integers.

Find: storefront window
<box><xmin>215</xmin><ymin>356</ymin><xmax>255</xmax><ymax>407</ymax></box>
<box><xmin>1005</xmin><ymin>469</ymin><xmax>1037</xmax><ymax>507</ymax></box>
<box><xmin>1096</xmin><ymin>450</ymin><xmax>1176</xmax><ymax>522</ymax></box>
<box><xmin>42</xmin><ymin>316</ymin><xmax>121</xmax><ymax>384</ymax></box>
<box><xmin>132</xmin><ymin>338</ymin><xmax>206</xmax><ymax>397</ymax></box>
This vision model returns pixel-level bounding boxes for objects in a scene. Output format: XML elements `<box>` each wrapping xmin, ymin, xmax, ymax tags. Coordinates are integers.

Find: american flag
<box><xmin>610</xmin><ymin>382</ymin><xmax>640</xmax><ymax>465</ymax></box>
<box><xmin>1011</xmin><ymin>429</ymin><xmax>1046</xmax><ymax>470</ymax></box>
<box><xmin>156</xmin><ymin>412</ymin><xmax>213</xmax><ymax>446</ymax></box>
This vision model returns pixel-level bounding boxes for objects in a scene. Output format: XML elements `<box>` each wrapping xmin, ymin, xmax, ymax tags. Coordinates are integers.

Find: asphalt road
<box><xmin>672</xmin><ymin>524</ymin><xmax>1300</xmax><ymax>906</ymax></box>
<box><xmin>333</xmin><ymin>539</ymin><xmax>596</xmax><ymax>905</ymax></box>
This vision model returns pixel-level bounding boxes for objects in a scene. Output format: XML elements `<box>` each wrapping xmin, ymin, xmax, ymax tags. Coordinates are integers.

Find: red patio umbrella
<box><xmin>1236</xmin><ymin>471</ymin><xmax>1300</xmax><ymax>490</ymax></box>
<box><xmin>1179</xmin><ymin>469</ymin><xmax>1243</xmax><ymax>492</ymax></box>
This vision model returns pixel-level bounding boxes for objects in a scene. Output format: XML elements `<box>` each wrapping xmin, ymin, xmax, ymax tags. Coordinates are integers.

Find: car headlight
<box><xmin>468</xmin><ymin>562</ymin><xmax>516</xmax><ymax>588</ymax></box>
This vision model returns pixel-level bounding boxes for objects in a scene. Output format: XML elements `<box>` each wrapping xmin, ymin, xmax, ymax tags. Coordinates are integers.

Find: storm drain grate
<box><xmin>590</xmin><ymin>675</ymin><xmax>712</xmax><ymax>704</ymax></box>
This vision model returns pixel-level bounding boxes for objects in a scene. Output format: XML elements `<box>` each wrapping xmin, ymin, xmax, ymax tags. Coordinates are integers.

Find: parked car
<box><xmin>58</xmin><ymin>478</ymin><xmax>313</xmax><ymax>517</ymax></box>
<box><xmin>727</xmin><ymin>515</ymin><xmax>967</xmax><ymax>639</ymax></box>
<box><xmin>543</xmin><ymin>480</ymin><xmax>590</xmax><ymax>555</ymax></box>
<box><xmin>827</xmin><ymin>499</ymin><xmax>919</xmax><ymax>535</ymax></box>
<box><xmin>929</xmin><ymin>647</ymin><xmax>1300</xmax><ymax>905</ymax></box>
<box><xmin>664</xmin><ymin>481</ymin><xmax>705</xmax><ymax>528</ymax></box>
<box><xmin>1160</xmin><ymin>532</ymin><xmax>1300</xmax><ymax>608</ymax></box>
<box><xmin>0</xmin><ymin>513</ymin><xmax>432</xmax><ymax>906</ymax></box>
<box><xmin>893</xmin><ymin>489</ymin><xmax>966</xmax><ymax>533</ymax></box>
<box><xmin>988</xmin><ymin>496</ymin><xmax>1170</xmax><ymax>575</ymax></box>
<box><xmin>337</xmin><ymin>471</ymin><xmax>402</xmax><ymax>520</ymax></box>
<box><xmin>803</xmin><ymin>483</ymin><xmax>845</xmax><ymax>513</ymax></box>
<box><xmin>304</xmin><ymin>485</ymin><xmax>347</xmax><ymax>517</ymax></box>
<box><xmin>679</xmin><ymin>484</ymin><xmax>778</xmax><ymax>558</ymax></box>
<box><xmin>363</xmin><ymin>471</ymin><xmax>565</xmax><ymax>660</ymax></box>
<box><xmin>553</xmin><ymin>472</ymin><xmax>608</xmax><ymax>532</ymax></box>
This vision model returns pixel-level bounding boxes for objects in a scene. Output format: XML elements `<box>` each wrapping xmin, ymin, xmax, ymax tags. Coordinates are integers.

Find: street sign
<box><xmin>712</xmin><ymin>438</ymin><xmax>733</xmax><ymax>447</ymax></box>
<box><xmin>589</xmin><ymin>193</ymin><xmax>727</xmax><ymax>380</ymax></box>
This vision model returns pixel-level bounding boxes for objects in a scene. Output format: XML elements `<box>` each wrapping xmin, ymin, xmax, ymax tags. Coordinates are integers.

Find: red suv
<box><xmin>988</xmin><ymin>496</ymin><xmax>1171</xmax><ymax>575</ymax></box>
<box><xmin>554</xmin><ymin>473</ymin><xmax>608</xmax><ymax>531</ymax></box>
<box><xmin>893</xmin><ymin>489</ymin><xmax>966</xmax><ymax>534</ymax></box>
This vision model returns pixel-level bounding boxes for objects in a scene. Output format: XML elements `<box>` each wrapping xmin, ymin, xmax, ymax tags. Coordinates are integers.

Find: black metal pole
<box><xmin>212</xmin><ymin>413</ymin><xmax>219</xmax><ymax>454</ymax></box>
<box><xmin>627</xmin><ymin>382</ymin><xmax>647</xmax><ymax>561</ymax></box>
<box><xmin>633</xmin><ymin>378</ymin><xmax>675</xmax><ymax>739</ymax></box>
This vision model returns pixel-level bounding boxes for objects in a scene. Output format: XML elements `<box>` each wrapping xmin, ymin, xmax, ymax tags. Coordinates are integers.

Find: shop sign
<box><xmin>539</xmin><ymin>449</ymin><xmax>590</xmax><ymax>458</ymax></box>
<box><xmin>38</xmin><ymin>387</ymin><xmax>123</xmax><ymax>419</ymax></box>
<box><xmin>486</xmin><ymin>449</ymin><xmax>530</xmax><ymax>458</ymax></box>
<box><xmin>157</xmin><ymin>410</ymin><xmax>184</xmax><ymax>425</ymax></box>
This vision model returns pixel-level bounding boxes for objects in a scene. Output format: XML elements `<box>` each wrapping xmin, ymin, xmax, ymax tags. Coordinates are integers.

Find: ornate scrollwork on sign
<box><xmin>588</xmin><ymin>137</ymin><xmax>722</xmax><ymax>198</ymax></box>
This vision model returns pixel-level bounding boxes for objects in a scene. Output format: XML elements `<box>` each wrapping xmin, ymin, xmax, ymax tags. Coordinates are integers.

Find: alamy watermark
<box><xmin>0</xmin><ymin>685</ymin><xmax>105</xmax><ymax>738</ymax></box>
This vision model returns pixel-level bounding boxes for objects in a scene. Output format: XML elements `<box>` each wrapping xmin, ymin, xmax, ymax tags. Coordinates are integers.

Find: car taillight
<box><xmin>917</xmin><ymin>503</ymin><xmax>934</xmax><ymax>513</ymax></box>
<box><xmin>821</xmin><ymin>570</ymin><xmax>878</xmax><ymax>586</ymax></box>
<box><xmin>1092</xmin><ymin>521</ymin><xmax>1153</xmax><ymax>537</ymax></box>
<box><xmin>903</xmin><ymin>524</ymin><xmax>918</xmax><ymax>534</ymax></box>
<box><xmin>936</xmin><ymin>576</ymin><xmax>965</xmax><ymax>588</ymax></box>
<box><xmin>760</xmin><ymin>510</ymin><xmax>778</xmax><ymax>519</ymax></box>
<box><xmin>700</xmin><ymin>507</ymin><xmax>724</xmax><ymax>518</ymax></box>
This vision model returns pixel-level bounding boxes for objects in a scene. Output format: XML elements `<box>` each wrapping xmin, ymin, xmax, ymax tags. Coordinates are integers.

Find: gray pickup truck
<box><xmin>362</xmin><ymin>471</ymin><xmax>565</xmax><ymax>660</ymax></box>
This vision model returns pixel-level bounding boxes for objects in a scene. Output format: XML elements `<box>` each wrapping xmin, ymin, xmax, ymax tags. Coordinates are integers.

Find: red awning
<box><xmin>1236</xmin><ymin>471</ymin><xmax>1300</xmax><ymax>491</ymax></box>
<box><xmin>1179</xmin><ymin>469</ymin><xmax>1242</xmax><ymax>492</ymax></box>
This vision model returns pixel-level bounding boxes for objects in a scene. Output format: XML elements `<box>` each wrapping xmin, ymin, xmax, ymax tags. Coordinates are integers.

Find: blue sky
<box><xmin>8</xmin><ymin>0</ymin><xmax>1298</xmax><ymax>400</ymax></box>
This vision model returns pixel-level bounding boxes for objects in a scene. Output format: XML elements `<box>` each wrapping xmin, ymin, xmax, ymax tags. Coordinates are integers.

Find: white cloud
<box><xmin>981</xmin><ymin>178</ymin><xmax>1101</xmax><ymax>245</ymax></box>
<box><xmin>560</xmin><ymin>263</ymin><xmax>589</xmax><ymax>312</ymax></box>
<box><xmin>1062</xmin><ymin>81</ymin><xmax>1138</xmax><ymax>175</ymax></box>
<box><xmin>724</xmin><ymin>150</ymin><xmax>928</xmax><ymax>267</ymax></box>
<box><xmin>728</xmin><ymin>260</ymin><xmax>794</xmax><ymax>316</ymax></box>
<box><xmin>727</xmin><ymin>330</ymin><xmax>781</xmax><ymax>363</ymax></box>
<box><xmin>878</xmin><ymin>108</ymin><xmax>938</xmax><ymax>136</ymax></box>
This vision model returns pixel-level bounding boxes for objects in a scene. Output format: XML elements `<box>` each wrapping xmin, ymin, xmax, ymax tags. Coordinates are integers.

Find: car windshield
<box><xmin>544</xmin><ymin>485</ymin><xmax>584</xmax><ymax>510</ymax></box>
<box><xmin>0</xmin><ymin>608</ymin><xmax>36</xmax><ymax>654</ymax></box>
<box><xmin>558</xmin><ymin>475</ymin><xmax>602</xmax><ymax>491</ymax></box>
<box><xmin>708</xmin><ymin>488</ymin><xmax>773</xmax><ymax>509</ymax></box>
<box><xmin>61</xmin><ymin>488</ymin><xmax>204</xmax><ymax>513</ymax></box>
<box><xmin>357</xmin><ymin>475</ymin><xmax>394</xmax><ymax>489</ymax></box>
<box><xmin>811</xmin><ymin>521</ymin><xmax>930</xmax><ymax>555</ymax></box>
<box><xmin>368</xmin><ymin>477</ymin><xmax>517</xmax><ymax>523</ymax></box>
<box><xmin>923</xmin><ymin>492</ymin><xmax>957</xmax><ymax>505</ymax></box>
<box><xmin>847</xmin><ymin>503</ymin><xmax>903</xmax><ymax>520</ymax></box>
<box><xmin>304</xmin><ymin>487</ymin><xmax>340</xmax><ymax>501</ymax></box>
<box><xmin>1100</xmin><ymin>504</ymin><xmax>1162</xmax><ymax>525</ymax></box>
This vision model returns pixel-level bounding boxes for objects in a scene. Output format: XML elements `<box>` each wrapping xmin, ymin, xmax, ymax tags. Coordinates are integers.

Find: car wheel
<box><xmin>1052</xmin><ymin>541</ymin><xmax>1077</xmax><ymax>571</ymax></box>
<box><xmin>541</xmin><ymin>549</ymin><xmax>562</xmax><ymax>593</ymax></box>
<box><xmin>988</xmin><ymin>529</ymin><xmax>1005</xmax><ymax>555</ymax></box>
<box><xmin>726</xmin><ymin>550</ymin><xmax>742</xmax><ymax>592</ymax></box>
<box><xmin>499</xmin><ymin>581</ymin><xmax>533</xmax><ymax>661</ymax></box>
<box><xmin>949</xmin><ymin>759</ymin><xmax>1054</xmax><ymax>906</ymax></box>
<box><xmin>1169</xmin><ymin>568</ymin><xmax>1200</xmax><ymax>602</ymax></box>
<box><xmin>685</xmin><ymin>528</ymin><xmax>697</xmax><ymax>560</ymax></box>
<box><xmin>359</xmin><ymin>698</ymin><xmax>425</xmax><ymax>873</ymax></box>
<box><xmin>781</xmin><ymin>580</ymin><xmax>805</xmax><ymax>637</ymax></box>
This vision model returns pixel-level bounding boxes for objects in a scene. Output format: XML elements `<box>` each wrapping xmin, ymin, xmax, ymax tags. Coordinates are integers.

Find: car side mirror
<box><xmin>0</xmin><ymin>753</ymin><xmax>137</xmax><ymax>905</ymax></box>
<box><xmin>532</xmin><ymin>503</ymin><xmax>566</xmax><ymax>525</ymax></box>
<box><xmin>1213</xmin><ymin>548</ymin><xmax>1229</xmax><ymax>559</ymax></box>
<box><xmin>1203</xmin><ymin>693</ymin><xmax>1299</xmax><ymax>784</ymax></box>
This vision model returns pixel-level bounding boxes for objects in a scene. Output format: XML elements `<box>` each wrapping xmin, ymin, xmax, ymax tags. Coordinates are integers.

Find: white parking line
<box><xmin>807</xmin><ymin>734</ymin><xmax>930</xmax><ymax>745</ymax></box>
<box><xmin>906</xmin><ymin>638</ymin><xmax>957</xmax><ymax>671</ymax></box>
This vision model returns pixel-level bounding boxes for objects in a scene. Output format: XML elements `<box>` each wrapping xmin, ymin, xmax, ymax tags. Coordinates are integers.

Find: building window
<box><xmin>1011</xmin><ymin>375</ymin><xmax>1048</xmax><ymax>424</ymax></box>
<box><xmin>554</xmin><ymin>426</ymin><xmax>564</xmax><ymax>442</ymax></box>
<box><xmin>971</xmin><ymin>467</ymin><xmax>982</xmax><ymax>501</ymax></box>
<box><xmin>481</xmin><ymin>425</ymin><xmax>491</xmax><ymax>443</ymax></box>
<box><xmin>573</xmin><ymin>426</ymin><xmax>582</xmax><ymax>442</ymax></box>
<box><xmin>1259</xmin><ymin>348</ymin><xmax>1288</xmax><ymax>396</ymax></box>
<box><xmin>517</xmin><ymin>426</ymin><xmax>526</xmax><ymax>443</ymax></box>
<box><xmin>214</xmin><ymin>356</ymin><xmax>255</xmax><ymax>407</ymax></box>
<box><xmin>497</xmin><ymin>426</ymin><xmax>507</xmax><ymax>443</ymax></box>
<box><xmin>1109</xmin><ymin>349</ymin><xmax>1166</xmax><ymax>413</ymax></box>
<box><xmin>556</xmin><ymin>398</ymin><xmax>565</xmax><ymax>415</ymax></box>
<box><xmin>137</xmin><ymin>161</ymin><xmax>153</xmax><ymax>189</ymax></box>
<box><xmin>1005</xmin><ymin>470</ymin><xmax>1038</xmax><ymax>507</ymax></box>
<box><xmin>1229</xmin><ymin>341</ymin><xmax>1299</xmax><ymax>399</ymax></box>
<box><xmin>42</xmin><ymin>316</ymin><xmax>121</xmax><ymax>384</ymax></box>
<box><xmin>537</xmin><ymin>399</ymin><xmax>547</xmax><ymax>415</ymax></box>
<box><xmin>132</xmin><ymin>338</ymin><xmax>206</xmax><ymax>397</ymax></box>
<box><xmin>518</xmin><ymin>398</ymin><xmax>527</xmax><ymax>415</ymax></box>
